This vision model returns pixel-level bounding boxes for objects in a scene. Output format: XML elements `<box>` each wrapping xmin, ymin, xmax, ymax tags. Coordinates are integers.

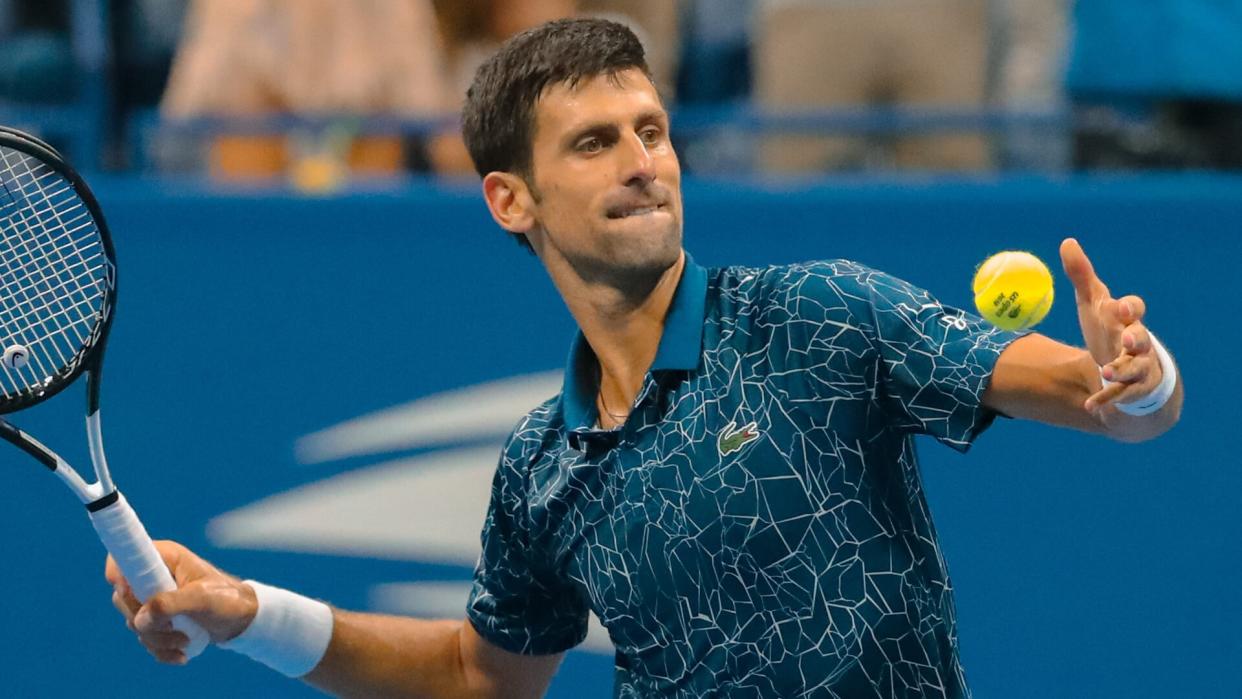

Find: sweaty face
<box><xmin>525</xmin><ymin>68</ymin><xmax>683</xmax><ymax>288</ymax></box>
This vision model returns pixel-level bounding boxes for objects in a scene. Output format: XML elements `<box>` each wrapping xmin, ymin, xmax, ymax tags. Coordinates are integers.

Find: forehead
<box><xmin>532</xmin><ymin>69</ymin><xmax>665</xmax><ymax>138</ymax></box>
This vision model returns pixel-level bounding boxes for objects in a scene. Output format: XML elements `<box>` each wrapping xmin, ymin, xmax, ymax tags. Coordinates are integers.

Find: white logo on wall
<box><xmin>206</xmin><ymin>371</ymin><xmax>613</xmax><ymax>653</ymax></box>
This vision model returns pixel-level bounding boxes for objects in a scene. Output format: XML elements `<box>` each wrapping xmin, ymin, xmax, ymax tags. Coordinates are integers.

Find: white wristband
<box><xmin>218</xmin><ymin>580</ymin><xmax>334</xmax><ymax>678</ymax></box>
<box><xmin>1100</xmin><ymin>332</ymin><xmax>1178</xmax><ymax>417</ymax></box>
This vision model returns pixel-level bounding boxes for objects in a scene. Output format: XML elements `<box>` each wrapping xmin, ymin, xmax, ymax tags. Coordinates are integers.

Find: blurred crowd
<box><xmin>1</xmin><ymin>0</ymin><xmax>1239</xmax><ymax>180</ymax></box>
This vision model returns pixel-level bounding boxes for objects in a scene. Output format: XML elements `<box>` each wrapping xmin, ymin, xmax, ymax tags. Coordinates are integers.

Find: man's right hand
<box><xmin>105</xmin><ymin>540</ymin><xmax>257</xmax><ymax>665</ymax></box>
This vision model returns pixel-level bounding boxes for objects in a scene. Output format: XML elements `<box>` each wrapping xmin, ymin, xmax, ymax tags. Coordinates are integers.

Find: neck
<box><xmin>550</xmin><ymin>251</ymin><xmax>686</xmax><ymax>427</ymax></box>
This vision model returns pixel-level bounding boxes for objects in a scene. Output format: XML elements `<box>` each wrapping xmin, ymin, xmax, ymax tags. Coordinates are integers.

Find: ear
<box><xmin>481</xmin><ymin>171</ymin><xmax>537</xmax><ymax>234</ymax></box>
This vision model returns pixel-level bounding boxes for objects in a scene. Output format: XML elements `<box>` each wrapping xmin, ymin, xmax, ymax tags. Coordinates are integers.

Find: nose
<box><xmin>619</xmin><ymin>130</ymin><xmax>656</xmax><ymax>187</ymax></box>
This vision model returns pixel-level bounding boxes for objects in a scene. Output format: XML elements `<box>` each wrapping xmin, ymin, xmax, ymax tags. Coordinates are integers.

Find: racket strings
<box><xmin>0</xmin><ymin>232</ymin><xmax>106</xmax><ymax>335</ymax></box>
<box><xmin>0</xmin><ymin>145</ymin><xmax>112</xmax><ymax>399</ymax></box>
<box><xmin>0</xmin><ymin>169</ymin><xmax>106</xmax><ymax>372</ymax></box>
<box><xmin>0</xmin><ymin>236</ymin><xmax>99</xmax><ymax>390</ymax></box>
<box><xmin>0</xmin><ymin>158</ymin><xmax>106</xmax><ymax>306</ymax></box>
<box><xmin>0</xmin><ymin>168</ymin><xmax>100</xmax><ymax>359</ymax></box>
<box><xmin>0</xmin><ymin>178</ymin><xmax>77</xmax><ymax>385</ymax></box>
<box><xmin>0</xmin><ymin>224</ymin><xmax>104</xmax><ymax>330</ymax></box>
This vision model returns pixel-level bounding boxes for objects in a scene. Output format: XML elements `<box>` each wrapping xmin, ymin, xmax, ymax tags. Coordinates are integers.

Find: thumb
<box><xmin>135</xmin><ymin>589</ymin><xmax>196</xmax><ymax>633</ymax></box>
<box><xmin>135</xmin><ymin>571</ymin><xmax>258</xmax><ymax>643</ymax></box>
<box><xmin>1060</xmin><ymin>237</ymin><xmax>1107</xmax><ymax>306</ymax></box>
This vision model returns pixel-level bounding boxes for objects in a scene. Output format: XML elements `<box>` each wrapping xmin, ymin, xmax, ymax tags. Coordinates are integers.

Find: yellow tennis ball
<box><xmin>972</xmin><ymin>250</ymin><xmax>1054</xmax><ymax>331</ymax></box>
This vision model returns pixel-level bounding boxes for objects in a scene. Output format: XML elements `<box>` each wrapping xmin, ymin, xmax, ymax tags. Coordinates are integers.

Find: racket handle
<box><xmin>89</xmin><ymin>492</ymin><xmax>210</xmax><ymax>659</ymax></box>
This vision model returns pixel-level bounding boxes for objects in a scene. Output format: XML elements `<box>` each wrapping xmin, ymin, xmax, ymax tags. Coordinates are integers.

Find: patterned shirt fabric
<box><xmin>466</xmin><ymin>255</ymin><xmax>1024</xmax><ymax>698</ymax></box>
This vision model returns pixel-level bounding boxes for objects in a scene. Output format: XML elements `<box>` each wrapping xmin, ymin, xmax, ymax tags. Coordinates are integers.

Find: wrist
<box><xmin>217</xmin><ymin>576</ymin><xmax>260</xmax><ymax>643</ymax></box>
<box><xmin>218</xmin><ymin>580</ymin><xmax>334</xmax><ymax>678</ymax></box>
<box><xmin>1100</xmin><ymin>332</ymin><xmax>1177</xmax><ymax>416</ymax></box>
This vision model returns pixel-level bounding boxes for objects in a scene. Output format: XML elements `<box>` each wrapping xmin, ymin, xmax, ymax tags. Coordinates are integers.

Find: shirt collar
<box><xmin>560</xmin><ymin>253</ymin><xmax>709</xmax><ymax>430</ymax></box>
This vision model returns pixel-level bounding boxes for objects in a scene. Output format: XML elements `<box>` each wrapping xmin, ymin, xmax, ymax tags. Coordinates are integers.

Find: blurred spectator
<box><xmin>433</xmin><ymin>0</ymin><xmax>579</xmax><ymax>108</ymax></box>
<box><xmin>0</xmin><ymin>0</ymin><xmax>75</xmax><ymax>104</ymax></box>
<box><xmin>677</xmin><ymin>0</ymin><xmax>751</xmax><ymax>106</ymax></box>
<box><xmin>674</xmin><ymin>0</ymin><xmax>755</xmax><ymax>175</ymax></box>
<box><xmin>992</xmin><ymin>0</ymin><xmax>1069</xmax><ymax>171</ymax></box>
<box><xmin>161</xmin><ymin>0</ymin><xmax>463</xmax><ymax>180</ymax></box>
<box><xmin>754</xmin><ymin>0</ymin><xmax>992</xmax><ymax>173</ymax></box>
<box><xmin>434</xmin><ymin>0</ymin><xmax>677</xmax><ymax>100</ymax></box>
<box><xmin>580</xmin><ymin>0</ymin><xmax>679</xmax><ymax>98</ymax></box>
<box><xmin>158</xmin><ymin>0</ymin><xmax>678</xmax><ymax>181</ymax></box>
<box><xmin>1068</xmin><ymin>1</ymin><xmax>1242</xmax><ymax>170</ymax></box>
<box><xmin>110</xmin><ymin>0</ymin><xmax>186</xmax><ymax>120</ymax></box>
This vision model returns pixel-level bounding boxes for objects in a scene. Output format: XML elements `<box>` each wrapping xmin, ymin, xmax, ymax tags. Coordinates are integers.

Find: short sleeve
<box><xmin>853</xmin><ymin>265</ymin><xmax>1027</xmax><ymax>451</ymax></box>
<box><xmin>466</xmin><ymin>439</ymin><xmax>589</xmax><ymax>655</ymax></box>
<box><xmin>769</xmin><ymin>260</ymin><xmax>1027</xmax><ymax>452</ymax></box>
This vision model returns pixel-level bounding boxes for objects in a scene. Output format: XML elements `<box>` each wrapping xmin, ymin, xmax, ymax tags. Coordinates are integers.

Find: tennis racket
<box><xmin>0</xmin><ymin>126</ymin><xmax>209</xmax><ymax>657</ymax></box>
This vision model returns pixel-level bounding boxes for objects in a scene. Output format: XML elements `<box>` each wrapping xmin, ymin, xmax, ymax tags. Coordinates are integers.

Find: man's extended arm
<box><xmin>984</xmin><ymin>333</ymin><xmax>1182</xmax><ymax>442</ymax></box>
<box><xmin>983</xmin><ymin>238</ymin><xmax>1183</xmax><ymax>442</ymax></box>
<box><xmin>106</xmin><ymin>541</ymin><xmax>561</xmax><ymax>699</ymax></box>
<box><xmin>307</xmin><ymin>609</ymin><xmax>561</xmax><ymax>699</ymax></box>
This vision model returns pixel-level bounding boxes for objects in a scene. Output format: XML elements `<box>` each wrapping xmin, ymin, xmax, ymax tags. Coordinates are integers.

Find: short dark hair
<box><xmin>461</xmin><ymin>18</ymin><xmax>653</xmax><ymax>252</ymax></box>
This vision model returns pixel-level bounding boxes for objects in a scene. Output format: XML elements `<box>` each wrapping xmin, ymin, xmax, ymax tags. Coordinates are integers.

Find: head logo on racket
<box><xmin>2</xmin><ymin>344</ymin><xmax>29</xmax><ymax>370</ymax></box>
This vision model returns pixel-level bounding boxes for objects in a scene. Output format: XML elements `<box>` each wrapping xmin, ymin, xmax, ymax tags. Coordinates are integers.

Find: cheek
<box><xmin>570</xmin><ymin>178</ymin><xmax>611</xmax><ymax>214</ymax></box>
<box><xmin>539</xmin><ymin>182</ymin><xmax>599</xmax><ymax>224</ymax></box>
<box><xmin>657</xmin><ymin>157</ymin><xmax>682</xmax><ymax>188</ymax></box>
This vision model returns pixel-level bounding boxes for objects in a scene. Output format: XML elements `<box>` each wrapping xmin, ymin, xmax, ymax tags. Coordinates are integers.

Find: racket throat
<box><xmin>52</xmin><ymin>458</ymin><xmax>111</xmax><ymax>504</ymax></box>
<box><xmin>0</xmin><ymin>418</ymin><xmax>58</xmax><ymax>471</ymax></box>
<box><xmin>65</xmin><ymin>410</ymin><xmax>117</xmax><ymax>506</ymax></box>
<box><xmin>86</xmin><ymin>410</ymin><xmax>115</xmax><ymax>494</ymax></box>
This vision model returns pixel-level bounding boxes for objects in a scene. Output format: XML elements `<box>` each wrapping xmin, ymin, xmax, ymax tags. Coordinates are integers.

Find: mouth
<box><xmin>606</xmin><ymin>202</ymin><xmax>667</xmax><ymax>219</ymax></box>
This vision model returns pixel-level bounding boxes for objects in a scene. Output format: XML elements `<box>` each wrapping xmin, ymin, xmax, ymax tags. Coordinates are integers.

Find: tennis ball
<box><xmin>972</xmin><ymin>251</ymin><xmax>1054</xmax><ymax>331</ymax></box>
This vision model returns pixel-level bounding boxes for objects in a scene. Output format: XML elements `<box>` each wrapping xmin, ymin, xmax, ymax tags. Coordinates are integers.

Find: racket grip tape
<box><xmin>88</xmin><ymin>492</ymin><xmax>210</xmax><ymax>659</ymax></box>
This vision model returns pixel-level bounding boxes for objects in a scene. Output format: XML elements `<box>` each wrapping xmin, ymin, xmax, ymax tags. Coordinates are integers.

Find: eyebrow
<box><xmin>633</xmin><ymin>109</ymin><xmax>669</xmax><ymax>127</ymax></box>
<box><xmin>562</xmin><ymin>109</ymin><xmax>670</xmax><ymax>149</ymax></box>
<box><xmin>563</xmin><ymin>123</ymin><xmax>617</xmax><ymax>150</ymax></box>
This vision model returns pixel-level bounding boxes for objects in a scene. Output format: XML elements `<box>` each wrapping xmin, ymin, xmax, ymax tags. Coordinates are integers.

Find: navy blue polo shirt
<box><xmin>466</xmin><ymin>255</ymin><xmax>1024</xmax><ymax>698</ymax></box>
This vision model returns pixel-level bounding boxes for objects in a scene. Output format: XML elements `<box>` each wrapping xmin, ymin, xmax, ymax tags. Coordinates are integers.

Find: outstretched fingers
<box><xmin>1116</xmin><ymin>295</ymin><xmax>1152</xmax><ymax>352</ymax></box>
<box><xmin>1060</xmin><ymin>238</ymin><xmax>1109</xmax><ymax>308</ymax></box>
<box><xmin>1084</xmin><ymin>379</ymin><xmax>1129</xmax><ymax>413</ymax></box>
<box><xmin>1117</xmin><ymin>294</ymin><xmax>1147</xmax><ymax>323</ymax></box>
<box><xmin>1088</xmin><ymin>350</ymin><xmax>1162</xmax><ymax>412</ymax></box>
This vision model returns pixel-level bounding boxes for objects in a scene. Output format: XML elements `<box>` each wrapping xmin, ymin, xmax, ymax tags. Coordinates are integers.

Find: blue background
<box><xmin>0</xmin><ymin>175</ymin><xmax>1237</xmax><ymax>697</ymax></box>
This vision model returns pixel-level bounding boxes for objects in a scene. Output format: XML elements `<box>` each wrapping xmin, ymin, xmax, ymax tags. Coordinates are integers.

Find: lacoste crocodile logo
<box><xmin>718</xmin><ymin>421</ymin><xmax>760</xmax><ymax>456</ymax></box>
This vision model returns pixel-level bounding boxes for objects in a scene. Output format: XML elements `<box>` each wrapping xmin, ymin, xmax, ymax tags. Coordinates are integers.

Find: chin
<box><xmin>557</xmin><ymin>215</ymin><xmax>683</xmax><ymax>286</ymax></box>
<box><xmin>616</xmin><ymin>224</ymin><xmax>681</xmax><ymax>273</ymax></box>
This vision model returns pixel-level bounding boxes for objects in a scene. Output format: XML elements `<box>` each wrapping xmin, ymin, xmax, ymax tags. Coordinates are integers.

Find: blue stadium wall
<box><xmin>0</xmin><ymin>175</ymin><xmax>1237</xmax><ymax>698</ymax></box>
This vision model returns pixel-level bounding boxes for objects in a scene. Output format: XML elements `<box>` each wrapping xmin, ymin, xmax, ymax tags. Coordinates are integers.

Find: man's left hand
<box><xmin>1060</xmin><ymin>237</ymin><xmax>1163</xmax><ymax>414</ymax></box>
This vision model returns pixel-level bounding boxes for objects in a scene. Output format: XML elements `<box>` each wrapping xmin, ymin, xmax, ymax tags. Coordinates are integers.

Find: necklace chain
<box><xmin>597</xmin><ymin>390</ymin><xmax>629</xmax><ymax>421</ymax></box>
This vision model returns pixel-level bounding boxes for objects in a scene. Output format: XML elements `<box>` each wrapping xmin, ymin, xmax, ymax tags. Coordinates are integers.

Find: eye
<box><xmin>577</xmin><ymin>136</ymin><xmax>604</xmax><ymax>153</ymax></box>
<box><xmin>639</xmin><ymin>127</ymin><xmax>663</xmax><ymax>146</ymax></box>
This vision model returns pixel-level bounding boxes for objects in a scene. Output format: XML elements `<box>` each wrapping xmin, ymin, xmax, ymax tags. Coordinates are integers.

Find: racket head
<box><xmin>0</xmin><ymin>127</ymin><xmax>117</xmax><ymax>414</ymax></box>
<box><xmin>0</xmin><ymin>126</ymin><xmax>63</xmax><ymax>159</ymax></box>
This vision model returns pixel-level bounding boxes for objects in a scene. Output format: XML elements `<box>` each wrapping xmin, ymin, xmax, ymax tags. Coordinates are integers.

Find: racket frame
<box><xmin>0</xmin><ymin>128</ymin><xmax>118</xmax><ymax>504</ymax></box>
<box><xmin>0</xmin><ymin>127</ymin><xmax>208</xmax><ymax>657</ymax></box>
<box><xmin>0</xmin><ymin>129</ymin><xmax>117</xmax><ymax>416</ymax></box>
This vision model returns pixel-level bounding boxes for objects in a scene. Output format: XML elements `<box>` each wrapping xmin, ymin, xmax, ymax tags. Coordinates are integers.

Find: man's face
<box><xmin>524</xmin><ymin>68</ymin><xmax>683</xmax><ymax>286</ymax></box>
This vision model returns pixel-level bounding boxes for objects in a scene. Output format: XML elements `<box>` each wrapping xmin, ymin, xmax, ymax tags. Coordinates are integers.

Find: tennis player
<box><xmin>107</xmin><ymin>18</ymin><xmax>1183</xmax><ymax>698</ymax></box>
